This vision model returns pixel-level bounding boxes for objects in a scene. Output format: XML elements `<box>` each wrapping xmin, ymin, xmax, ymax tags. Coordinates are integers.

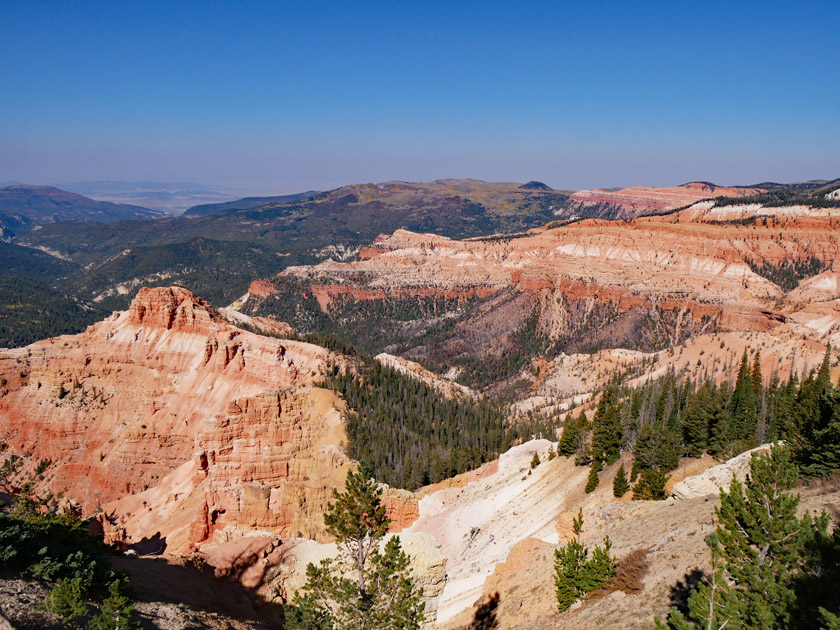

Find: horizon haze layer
<box><xmin>2</xmin><ymin>1</ymin><xmax>838</xmax><ymax>192</ymax></box>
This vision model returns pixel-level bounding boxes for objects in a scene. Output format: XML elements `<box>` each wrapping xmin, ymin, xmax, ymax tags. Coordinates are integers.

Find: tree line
<box><xmin>560</xmin><ymin>349</ymin><xmax>839</xmax><ymax>498</ymax></box>
<box><xmin>322</xmin><ymin>359</ymin><xmax>507</xmax><ymax>490</ymax></box>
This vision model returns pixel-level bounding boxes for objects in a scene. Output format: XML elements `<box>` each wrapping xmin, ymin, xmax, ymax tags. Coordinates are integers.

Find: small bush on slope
<box><xmin>554</xmin><ymin>509</ymin><xmax>616</xmax><ymax>612</ymax></box>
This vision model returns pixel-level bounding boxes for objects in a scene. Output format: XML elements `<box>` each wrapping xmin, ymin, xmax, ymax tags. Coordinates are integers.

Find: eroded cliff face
<box><xmin>568</xmin><ymin>181</ymin><xmax>763</xmax><ymax>215</ymax></box>
<box><xmin>99</xmin><ymin>385</ymin><xmax>358</xmax><ymax>554</ymax></box>
<box><xmin>242</xmin><ymin>208</ymin><xmax>840</xmax><ymax>384</ymax></box>
<box><xmin>0</xmin><ymin>287</ymin><xmax>368</xmax><ymax>553</ymax></box>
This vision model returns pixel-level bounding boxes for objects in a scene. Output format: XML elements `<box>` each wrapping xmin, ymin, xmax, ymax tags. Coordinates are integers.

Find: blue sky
<box><xmin>1</xmin><ymin>1</ymin><xmax>838</xmax><ymax>193</ymax></box>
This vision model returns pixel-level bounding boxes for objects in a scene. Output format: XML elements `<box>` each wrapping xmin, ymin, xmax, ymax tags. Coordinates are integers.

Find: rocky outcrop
<box><xmin>243</xmin><ymin>210</ymin><xmax>840</xmax><ymax>383</ymax></box>
<box><xmin>569</xmin><ymin>182</ymin><xmax>763</xmax><ymax>215</ymax></box>
<box><xmin>0</xmin><ymin>287</ymin><xmax>348</xmax><ymax>549</ymax></box>
<box><xmin>671</xmin><ymin>444</ymin><xmax>773</xmax><ymax>500</ymax></box>
<box><xmin>100</xmin><ymin>385</ymin><xmax>354</xmax><ymax>554</ymax></box>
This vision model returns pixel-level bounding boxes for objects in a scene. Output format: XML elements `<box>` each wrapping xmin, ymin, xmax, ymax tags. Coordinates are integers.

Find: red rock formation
<box><xmin>569</xmin><ymin>181</ymin><xmax>763</xmax><ymax>215</ymax></box>
<box><xmin>251</xmin><ymin>214</ymin><xmax>840</xmax><ymax>353</ymax></box>
<box><xmin>0</xmin><ymin>287</ymin><xmax>367</xmax><ymax>553</ymax></box>
<box><xmin>247</xmin><ymin>279</ymin><xmax>279</xmax><ymax>297</ymax></box>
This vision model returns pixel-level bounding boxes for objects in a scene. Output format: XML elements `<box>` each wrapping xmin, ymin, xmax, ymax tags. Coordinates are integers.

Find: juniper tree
<box><xmin>286</xmin><ymin>467</ymin><xmax>425</xmax><ymax>630</ymax></box>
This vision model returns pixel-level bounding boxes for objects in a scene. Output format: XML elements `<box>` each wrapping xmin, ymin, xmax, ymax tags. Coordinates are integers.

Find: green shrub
<box><xmin>632</xmin><ymin>469</ymin><xmax>667</xmax><ymax>500</ymax></box>
<box><xmin>43</xmin><ymin>577</ymin><xmax>87</xmax><ymax>622</ymax></box>
<box><xmin>554</xmin><ymin>510</ymin><xmax>616</xmax><ymax>612</ymax></box>
<box><xmin>87</xmin><ymin>580</ymin><xmax>141</xmax><ymax>630</ymax></box>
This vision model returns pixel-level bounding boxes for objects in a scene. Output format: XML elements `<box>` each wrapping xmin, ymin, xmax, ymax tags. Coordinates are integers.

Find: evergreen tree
<box><xmin>558</xmin><ymin>413</ymin><xmax>586</xmax><ymax>457</ymax></box>
<box><xmin>715</xmin><ymin>446</ymin><xmax>804</xmax><ymax>629</ymax></box>
<box><xmin>43</xmin><ymin>577</ymin><xmax>87</xmax><ymax>623</ymax></box>
<box><xmin>584</xmin><ymin>459</ymin><xmax>601</xmax><ymax>493</ymax></box>
<box><xmin>821</xmin><ymin>610</ymin><xmax>840</xmax><ymax>630</ymax></box>
<box><xmin>797</xmin><ymin>383</ymin><xmax>840</xmax><ymax>478</ymax></box>
<box><xmin>553</xmin><ymin>533</ymin><xmax>587</xmax><ymax>612</ymax></box>
<box><xmin>656</xmin><ymin>445</ymin><xmax>836</xmax><ymax>630</ymax></box>
<box><xmin>591</xmin><ymin>388</ymin><xmax>623</xmax><ymax>465</ymax></box>
<box><xmin>553</xmin><ymin>510</ymin><xmax>615</xmax><ymax>613</ymax></box>
<box><xmin>729</xmin><ymin>350</ymin><xmax>758</xmax><ymax>446</ymax></box>
<box><xmin>87</xmin><ymin>580</ymin><xmax>141</xmax><ymax>630</ymax></box>
<box><xmin>632</xmin><ymin>469</ymin><xmax>666</xmax><ymax>500</ymax></box>
<box><xmin>654</xmin><ymin>533</ymin><xmax>740</xmax><ymax>630</ymax></box>
<box><xmin>613</xmin><ymin>465</ymin><xmax>630</xmax><ymax>498</ymax></box>
<box><xmin>287</xmin><ymin>468</ymin><xmax>425</xmax><ymax>630</ymax></box>
<box><xmin>682</xmin><ymin>382</ymin><xmax>714</xmax><ymax>457</ymax></box>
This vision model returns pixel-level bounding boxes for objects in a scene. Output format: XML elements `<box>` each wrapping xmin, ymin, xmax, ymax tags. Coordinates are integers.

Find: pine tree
<box><xmin>821</xmin><ymin>609</ymin><xmax>840</xmax><ymax>630</ymax></box>
<box><xmin>558</xmin><ymin>414</ymin><xmax>585</xmax><ymax>457</ymax></box>
<box><xmin>43</xmin><ymin>577</ymin><xmax>87</xmax><ymax>623</ymax></box>
<box><xmin>591</xmin><ymin>388</ymin><xmax>623</xmax><ymax>465</ymax></box>
<box><xmin>577</xmin><ymin>536</ymin><xmax>616</xmax><ymax>592</ymax></box>
<box><xmin>656</xmin><ymin>445</ymin><xmax>824</xmax><ymax>630</ymax></box>
<box><xmin>682</xmin><ymin>382</ymin><xmax>714</xmax><ymax>457</ymax></box>
<box><xmin>87</xmin><ymin>580</ymin><xmax>141</xmax><ymax>630</ymax></box>
<box><xmin>654</xmin><ymin>533</ymin><xmax>740</xmax><ymax>630</ymax></box>
<box><xmin>287</xmin><ymin>467</ymin><xmax>426</xmax><ymax>630</ymax></box>
<box><xmin>797</xmin><ymin>386</ymin><xmax>840</xmax><ymax>478</ymax></box>
<box><xmin>553</xmin><ymin>510</ymin><xmax>615</xmax><ymax>613</ymax></box>
<box><xmin>530</xmin><ymin>452</ymin><xmax>540</xmax><ymax>469</ymax></box>
<box><xmin>613</xmin><ymin>465</ymin><xmax>629</xmax><ymax>497</ymax></box>
<box><xmin>632</xmin><ymin>469</ymin><xmax>666</xmax><ymax>500</ymax></box>
<box><xmin>729</xmin><ymin>350</ymin><xmax>758</xmax><ymax>446</ymax></box>
<box><xmin>584</xmin><ymin>459</ymin><xmax>601</xmax><ymax>493</ymax></box>
<box><xmin>553</xmin><ymin>534</ymin><xmax>587</xmax><ymax>612</ymax></box>
<box><xmin>715</xmin><ymin>446</ymin><xmax>805</xmax><ymax>629</ymax></box>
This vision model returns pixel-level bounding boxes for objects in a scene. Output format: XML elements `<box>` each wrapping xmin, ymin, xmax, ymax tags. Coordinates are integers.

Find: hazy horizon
<box><xmin>2</xmin><ymin>1</ymin><xmax>838</xmax><ymax>194</ymax></box>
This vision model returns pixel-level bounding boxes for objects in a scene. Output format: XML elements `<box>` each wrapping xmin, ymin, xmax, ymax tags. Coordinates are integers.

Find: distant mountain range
<box><xmin>55</xmin><ymin>180</ymin><xmax>242</xmax><ymax>214</ymax></box>
<box><xmin>183</xmin><ymin>190</ymin><xmax>322</xmax><ymax>216</ymax></box>
<box><xmin>0</xmin><ymin>185</ymin><xmax>164</xmax><ymax>236</ymax></box>
<box><xmin>0</xmin><ymin>176</ymin><xmax>837</xmax><ymax>347</ymax></box>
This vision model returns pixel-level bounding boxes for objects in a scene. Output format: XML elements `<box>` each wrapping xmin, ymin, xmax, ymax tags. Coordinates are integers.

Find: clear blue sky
<box><xmin>1</xmin><ymin>1</ymin><xmax>838</xmax><ymax>193</ymax></box>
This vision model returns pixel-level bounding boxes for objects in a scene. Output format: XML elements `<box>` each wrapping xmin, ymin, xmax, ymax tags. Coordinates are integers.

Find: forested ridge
<box><xmin>561</xmin><ymin>349</ymin><xmax>840</xmax><ymax>498</ymax></box>
<box><xmin>0</xmin><ymin>275</ymin><xmax>107</xmax><ymax>348</ymax></box>
<box><xmin>322</xmin><ymin>358</ymin><xmax>507</xmax><ymax>490</ymax></box>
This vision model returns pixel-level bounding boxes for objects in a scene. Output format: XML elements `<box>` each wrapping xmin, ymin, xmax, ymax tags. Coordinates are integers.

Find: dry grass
<box><xmin>588</xmin><ymin>547</ymin><xmax>651</xmax><ymax>603</ymax></box>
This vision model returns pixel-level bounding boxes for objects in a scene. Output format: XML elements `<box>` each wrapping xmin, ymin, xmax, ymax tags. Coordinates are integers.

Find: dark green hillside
<box><xmin>322</xmin><ymin>355</ymin><xmax>507</xmax><ymax>490</ymax></box>
<box><xmin>0</xmin><ymin>275</ymin><xmax>107</xmax><ymax>348</ymax></box>
<box><xmin>0</xmin><ymin>212</ymin><xmax>35</xmax><ymax>238</ymax></box>
<box><xmin>0</xmin><ymin>180</ymin><xmax>580</xmax><ymax>343</ymax></box>
<box><xmin>714</xmin><ymin>178</ymin><xmax>840</xmax><ymax>208</ymax></box>
<box><xmin>0</xmin><ymin>241</ymin><xmax>78</xmax><ymax>280</ymax></box>
<box><xmin>0</xmin><ymin>243</ymin><xmax>101</xmax><ymax>347</ymax></box>
<box><xmin>0</xmin><ymin>185</ymin><xmax>164</xmax><ymax>225</ymax></box>
<box><xmin>15</xmin><ymin>184</ymin><xmax>572</xmax><ymax>311</ymax></box>
<box><xmin>67</xmin><ymin>237</ymin><xmax>296</xmax><ymax>310</ymax></box>
<box><xmin>183</xmin><ymin>190</ymin><xmax>321</xmax><ymax>216</ymax></box>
